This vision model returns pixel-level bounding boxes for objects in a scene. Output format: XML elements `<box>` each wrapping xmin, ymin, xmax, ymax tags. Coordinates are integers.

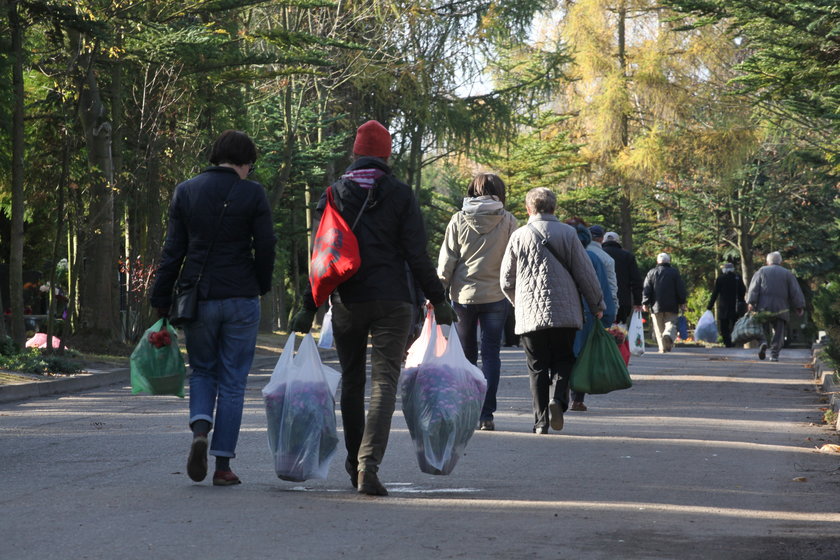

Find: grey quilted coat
<box><xmin>746</xmin><ymin>264</ymin><xmax>805</xmax><ymax>322</ymax></box>
<box><xmin>500</xmin><ymin>214</ymin><xmax>605</xmax><ymax>335</ymax></box>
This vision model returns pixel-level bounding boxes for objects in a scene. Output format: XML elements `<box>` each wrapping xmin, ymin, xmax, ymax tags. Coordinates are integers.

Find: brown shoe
<box><xmin>212</xmin><ymin>470</ymin><xmax>241</xmax><ymax>486</ymax></box>
<box><xmin>358</xmin><ymin>471</ymin><xmax>388</xmax><ymax>496</ymax></box>
<box><xmin>186</xmin><ymin>436</ymin><xmax>208</xmax><ymax>482</ymax></box>
<box><xmin>662</xmin><ymin>335</ymin><xmax>673</xmax><ymax>352</ymax></box>
<box><xmin>570</xmin><ymin>401</ymin><xmax>588</xmax><ymax>412</ymax></box>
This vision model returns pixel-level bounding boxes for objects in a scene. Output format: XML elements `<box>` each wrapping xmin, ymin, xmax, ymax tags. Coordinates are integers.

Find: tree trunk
<box><xmin>73</xmin><ymin>33</ymin><xmax>119</xmax><ymax>340</ymax></box>
<box><xmin>8</xmin><ymin>0</ymin><xmax>26</xmax><ymax>346</ymax></box>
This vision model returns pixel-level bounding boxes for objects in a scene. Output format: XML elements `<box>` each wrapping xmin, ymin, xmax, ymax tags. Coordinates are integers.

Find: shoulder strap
<box><xmin>194</xmin><ymin>177</ymin><xmax>239</xmax><ymax>283</ymax></box>
<box><xmin>528</xmin><ymin>223</ymin><xmax>566</xmax><ymax>265</ymax></box>
<box><xmin>328</xmin><ymin>185</ymin><xmax>371</xmax><ymax>232</ymax></box>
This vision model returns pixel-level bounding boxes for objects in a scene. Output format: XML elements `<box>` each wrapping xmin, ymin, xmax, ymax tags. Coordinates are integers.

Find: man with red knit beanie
<box><xmin>291</xmin><ymin>119</ymin><xmax>457</xmax><ymax>496</ymax></box>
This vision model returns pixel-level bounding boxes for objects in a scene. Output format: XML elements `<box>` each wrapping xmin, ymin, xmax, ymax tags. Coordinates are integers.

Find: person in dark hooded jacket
<box><xmin>707</xmin><ymin>262</ymin><xmax>746</xmax><ymax>347</ymax></box>
<box><xmin>291</xmin><ymin>120</ymin><xmax>456</xmax><ymax>496</ymax></box>
<box><xmin>601</xmin><ymin>231</ymin><xmax>643</xmax><ymax>325</ymax></box>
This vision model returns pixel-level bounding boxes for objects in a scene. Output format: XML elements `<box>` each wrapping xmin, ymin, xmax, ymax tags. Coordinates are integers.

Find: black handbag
<box><xmin>169</xmin><ymin>179</ymin><xmax>239</xmax><ymax>326</ymax></box>
<box><xmin>170</xmin><ymin>283</ymin><xmax>199</xmax><ymax>326</ymax></box>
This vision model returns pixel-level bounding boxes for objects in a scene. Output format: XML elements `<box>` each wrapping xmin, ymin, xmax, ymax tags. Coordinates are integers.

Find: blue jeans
<box><xmin>453</xmin><ymin>299</ymin><xmax>507</xmax><ymax>422</ymax></box>
<box><xmin>184</xmin><ymin>297</ymin><xmax>260</xmax><ymax>458</ymax></box>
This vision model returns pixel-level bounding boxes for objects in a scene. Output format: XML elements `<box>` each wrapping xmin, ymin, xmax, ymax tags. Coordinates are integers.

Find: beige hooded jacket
<box><xmin>438</xmin><ymin>196</ymin><xmax>518</xmax><ymax>305</ymax></box>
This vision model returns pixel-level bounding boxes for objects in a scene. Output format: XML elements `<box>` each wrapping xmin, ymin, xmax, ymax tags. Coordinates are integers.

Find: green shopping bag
<box><xmin>130</xmin><ymin>318</ymin><xmax>186</xmax><ymax>397</ymax></box>
<box><xmin>570</xmin><ymin>324</ymin><xmax>632</xmax><ymax>394</ymax></box>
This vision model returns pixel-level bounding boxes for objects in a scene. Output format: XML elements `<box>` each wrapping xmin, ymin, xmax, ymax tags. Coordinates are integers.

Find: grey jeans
<box><xmin>759</xmin><ymin>317</ymin><xmax>787</xmax><ymax>359</ymax></box>
<box><xmin>331</xmin><ymin>300</ymin><xmax>413</xmax><ymax>473</ymax></box>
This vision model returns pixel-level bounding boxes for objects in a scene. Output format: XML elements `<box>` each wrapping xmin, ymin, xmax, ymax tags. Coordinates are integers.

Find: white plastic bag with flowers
<box><xmin>400</xmin><ymin>311</ymin><xmax>487</xmax><ymax>475</ymax></box>
<box><xmin>262</xmin><ymin>334</ymin><xmax>341</xmax><ymax>482</ymax></box>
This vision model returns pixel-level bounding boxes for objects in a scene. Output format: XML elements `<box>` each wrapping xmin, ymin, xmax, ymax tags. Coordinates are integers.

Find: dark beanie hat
<box><xmin>589</xmin><ymin>225</ymin><xmax>605</xmax><ymax>238</ymax></box>
<box><xmin>353</xmin><ymin>120</ymin><xmax>392</xmax><ymax>159</ymax></box>
<box><xmin>575</xmin><ymin>224</ymin><xmax>592</xmax><ymax>248</ymax></box>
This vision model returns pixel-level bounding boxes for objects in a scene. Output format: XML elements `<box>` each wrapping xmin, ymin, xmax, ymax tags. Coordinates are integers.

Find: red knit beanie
<box><xmin>353</xmin><ymin>120</ymin><xmax>392</xmax><ymax>159</ymax></box>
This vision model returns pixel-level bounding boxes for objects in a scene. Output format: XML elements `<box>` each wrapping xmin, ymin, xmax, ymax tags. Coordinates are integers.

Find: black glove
<box><xmin>290</xmin><ymin>308</ymin><xmax>316</xmax><ymax>333</ymax></box>
<box><xmin>156</xmin><ymin>307</ymin><xmax>170</xmax><ymax>319</ymax></box>
<box><xmin>433</xmin><ymin>301</ymin><xmax>458</xmax><ymax>326</ymax></box>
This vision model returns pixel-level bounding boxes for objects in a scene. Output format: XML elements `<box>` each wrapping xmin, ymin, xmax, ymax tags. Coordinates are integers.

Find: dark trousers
<box><xmin>718</xmin><ymin>311</ymin><xmax>737</xmax><ymax>347</ymax></box>
<box><xmin>759</xmin><ymin>317</ymin><xmax>787</xmax><ymax>359</ymax></box>
<box><xmin>615</xmin><ymin>304</ymin><xmax>631</xmax><ymax>326</ymax></box>
<box><xmin>331</xmin><ymin>300</ymin><xmax>413</xmax><ymax>473</ymax></box>
<box><xmin>520</xmin><ymin>327</ymin><xmax>577</xmax><ymax>432</ymax></box>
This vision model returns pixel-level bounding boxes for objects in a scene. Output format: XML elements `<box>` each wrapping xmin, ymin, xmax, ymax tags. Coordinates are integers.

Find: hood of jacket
<box><xmin>460</xmin><ymin>196</ymin><xmax>506</xmax><ymax>235</ymax></box>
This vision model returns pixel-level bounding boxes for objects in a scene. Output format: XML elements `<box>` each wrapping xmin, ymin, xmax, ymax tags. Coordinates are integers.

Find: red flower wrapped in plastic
<box><xmin>606</xmin><ymin>324</ymin><xmax>627</xmax><ymax>345</ymax></box>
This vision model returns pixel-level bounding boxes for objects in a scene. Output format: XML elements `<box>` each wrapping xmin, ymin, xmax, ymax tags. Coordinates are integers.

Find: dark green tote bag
<box><xmin>570</xmin><ymin>324</ymin><xmax>633</xmax><ymax>394</ymax></box>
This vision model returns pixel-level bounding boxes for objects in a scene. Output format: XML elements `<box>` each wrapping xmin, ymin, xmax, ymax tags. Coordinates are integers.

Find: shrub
<box><xmin>812</xmin><ymin>279</ymin><xmax>840</xmax><ymax>344</ymax></box>
<box><xmin>0</xmin><ymin>348</ymin><xmax>83</xmax><ymax>375</ymax></box>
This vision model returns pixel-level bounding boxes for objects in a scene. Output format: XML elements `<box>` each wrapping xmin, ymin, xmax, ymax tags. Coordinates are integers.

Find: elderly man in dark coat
<box><xmin>642</xmin><ymin>252</ymin><xmax>687</xmax><ymax>353</ymax></box>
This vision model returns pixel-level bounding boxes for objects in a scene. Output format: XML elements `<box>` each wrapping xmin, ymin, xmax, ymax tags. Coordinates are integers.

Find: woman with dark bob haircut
<box><xmin>150</xmin><ymin>130</ymin><xmax>276</xmax><ymax>486</ymax></box>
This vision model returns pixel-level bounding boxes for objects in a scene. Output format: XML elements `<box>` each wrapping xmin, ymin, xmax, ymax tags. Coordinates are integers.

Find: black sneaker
<box><xmin>358</xmin><ymin>471</ymin><xmax>388</xmax><ymax>496</ymax></box>
<box><xmin>479</xmin><ymin>420</ymin><xmax>495</xmax><ymax>431</ymax></box>
<box><xmin>758</xmin><ymin>343</ymin><xmax>767</xmax><ymax>360</ymax></box>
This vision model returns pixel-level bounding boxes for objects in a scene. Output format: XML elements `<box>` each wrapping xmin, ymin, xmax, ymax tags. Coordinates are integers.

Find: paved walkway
<box><xmin>1</xmin><ymin>343</ymin><xmax>839</xmax><ymax>559</ymax></box>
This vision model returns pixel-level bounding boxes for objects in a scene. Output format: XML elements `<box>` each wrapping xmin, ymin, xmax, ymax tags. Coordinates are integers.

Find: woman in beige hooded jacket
<box><xmin>438</xmin><ymin>173</ymin><xmax>518</xmax><ymax>431</ymax></box>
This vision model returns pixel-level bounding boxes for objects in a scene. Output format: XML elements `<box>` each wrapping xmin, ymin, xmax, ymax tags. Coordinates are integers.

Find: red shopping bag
<box><xmin>619</xmin><ymin>338</ymin><xmax>631</xmax><ymax>366</ymax></box>
<box><xmin>310</xmin><ymin>187</ymin><xmax>361</xmax><ymax>307</ymax></box>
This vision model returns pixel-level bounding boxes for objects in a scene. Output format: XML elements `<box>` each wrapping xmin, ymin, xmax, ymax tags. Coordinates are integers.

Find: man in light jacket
<box><xmin>500</xmin><ymin>187</ymin><xmax>604</xmax><ymax>434</ymax></box>
<box><xmin>746</xmin><ymin>252</ymin><xmax>805</xmax><ymax>362</ymax></box>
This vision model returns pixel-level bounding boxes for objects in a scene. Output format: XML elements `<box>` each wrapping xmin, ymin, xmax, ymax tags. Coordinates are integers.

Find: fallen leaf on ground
<box><xmin>792</xmin><ymin>477</ymin><xmax>808</xmax><ymax>482</ymax></box>
<box><xmin>817</xmin><ymin>444</ymin><xmax>840</xmax><ymax>453</ymax></box>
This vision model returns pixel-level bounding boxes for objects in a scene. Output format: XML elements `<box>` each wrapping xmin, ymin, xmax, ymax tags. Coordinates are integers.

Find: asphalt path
<box><xmin>2</xmin><ymin>344</ymin><xmax>840</xmax><ymax>559</ymax></box>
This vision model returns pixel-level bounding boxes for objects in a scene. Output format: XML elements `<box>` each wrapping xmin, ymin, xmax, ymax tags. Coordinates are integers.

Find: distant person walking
<box><xmin>566</xmin><ymin>219</ymin><xmax>616</xmax><ymax>412</ymax></box>
<box><xmin>150</xmin><ymin>130</ymin><xmax>277</xmax><ymax>486</ymax></box>
<box><xmin>290</xmin><ymin>120</ymin><xmax>456</xmax><ymax>496</ymax></box>
<box><xmin>587</xmin><ymin>225</ymin><xmax>619</xmax><ymax>317</ymax></box>
<box><xmin>500</xmin><ymin>188</ymin><xmax>604</xmax><ymax>434</ymax></box>
<box><xmin>707</xmin><ymin>262</ymin><xmax>746</xmax><ymax>347</ymax></box>
<box><xmin>746</xmin><ymin>252</ymin><xmax>805</xmax><ymax>362</ymax></box>
<box><xmin>642</xmin><ymin>252</ymin><xmax>687</xmax><ymax>353</ymax></box>
<box><xmin>438</xmin><ymin>173</ymin><xmax>517</xmax><ymax>431</ymax></box>
<box><xmin>601</xmin><ymin>231</ymin><xmax>644</xmax><ymax>325</ymax></box>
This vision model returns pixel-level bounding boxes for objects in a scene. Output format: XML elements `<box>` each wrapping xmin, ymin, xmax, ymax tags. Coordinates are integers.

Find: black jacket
<box><xmin>150</xmin><ymin>166</ymin><xmax>276</xmax><ymax>309</ymax></box>
<box><xmin>707</xmin><ymin>271</ymin><xmax>746</xmax><ymax>318</ymax></box>
<box><xmin>304</xmin><ymin>157</ymin><xmax>444</xmax><ymax>310</ymax></box>
<box><xmin>642</xmin><ymin>263</ymin><xmax>687</xmax><ymax>313</ymax></box>
<box><xmin>602</xmin><ymin>240</ymin><xmax>643</xmax><ymax>309</ymax></box>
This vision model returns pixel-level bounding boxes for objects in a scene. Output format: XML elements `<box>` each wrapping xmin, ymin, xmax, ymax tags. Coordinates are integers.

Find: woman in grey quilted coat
<box><xmin>500</xmin><ymin>188</ymin><xmax>604</xmax><ymax>434</ymax></box>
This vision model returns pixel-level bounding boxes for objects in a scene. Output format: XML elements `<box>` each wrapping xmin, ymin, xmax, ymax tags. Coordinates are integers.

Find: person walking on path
<box><xmin>642</xmin><ymin>252</ymin><xmax>687</xmax><ymax>353</ymax></box>
<box><xmin>500</xmin><ymin>188</ymin><xmax>604</xmax><ymax>434</ymax></box>
<box><xmin>587</xmin><ymin>225</ymin><xmax>619</xmax><ymax>317</ymax></box>
<box><xmin>565</xmin><ymin>219</ymin><xmax>616</xmax><ymax>412</ymax></box>
<box><xmin>602</xmin><ymin>231</ymin><xmax>643</xmax><ymax>325</ymax></box>
<box><xmin>746</xmin><ymin>252</ymin><xmax>805</xmax><ymax>362</ymax></box>
<box><xmin>150</xmin><ymin>130</ymin><xmax>277</xmax><ymax>487</ymax></box>
<box><xmin>707</xmin><ymin>262</ymin><xmax>746</xmax><ymax>347</ymax></box>
<box><xmin>290</xmin><ymin>120</ymin><xmax>456</xmax><ymax>496</ymax></box>
<box><xmin>438</xmin><ymin>173</ymin><xmax>518</xmax><ymax>432</ymax></box>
